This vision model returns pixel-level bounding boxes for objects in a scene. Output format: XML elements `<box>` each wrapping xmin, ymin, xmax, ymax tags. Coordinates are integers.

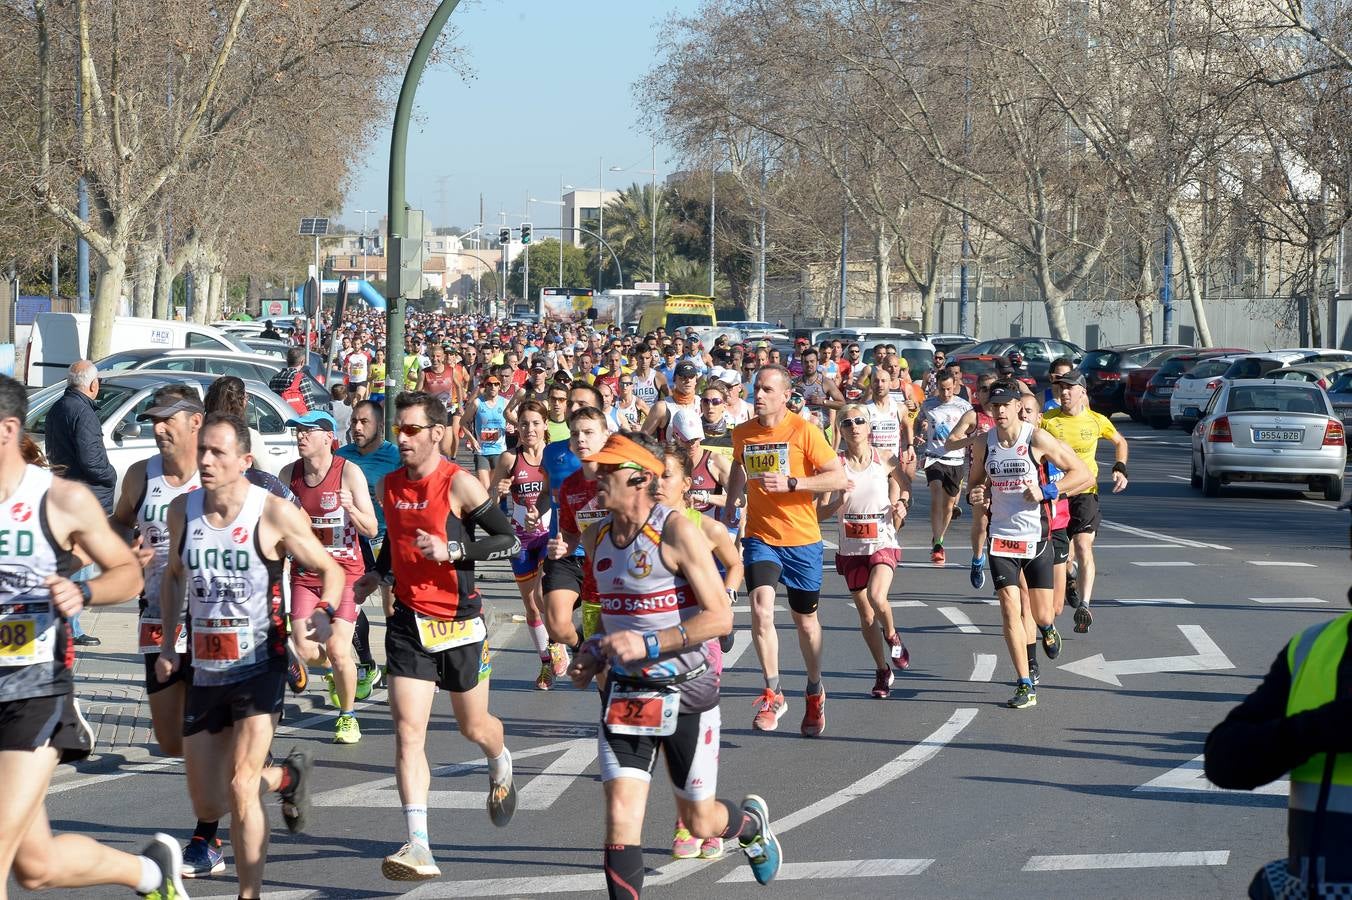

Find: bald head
<box><xmin>67</xmin><ymin>360</ymin><xmax>99</xmax><ymax>396</ymax></box>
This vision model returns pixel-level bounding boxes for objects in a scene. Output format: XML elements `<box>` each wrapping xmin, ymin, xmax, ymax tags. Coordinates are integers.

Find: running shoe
<box><xmin>1007</xmin><ymin>682</ymin><xmax>1037</xmax><ymax>709</ymax></box>
<box><xmin>535</xmin><ymin>660</ymin><xmax>555</xmax><ymax>691</ymax></box>
<box><xmin>871</xmin><ymin>668</ymin><xmax>894</xmax><ymax>699</ymax></box>
<box><xmin>801</xmin><ymin>690</ymin><xmax>826</xmax><ymax>737</ymax></box>
<box><xmin>887</xmin><ymin>632</ymin><xmax>911</xmax><ymax>671</ymax></box>
<box><xmin>1065</xmin><ymin>573</ymin><xmax>1082</xmax><ymax>609</ymax></box>
<box><xmin>951</xmin><ymin>504</ymin><xmax>962</xmax><ymax>519</ymax></box>
<box><xmin>970</xmin><ymin>556</ymin><xmax>986</xmax><ymax>589</ymax></box>
<box><xmin>547</xmin><ymin>642</ymin><xmax>571</xmax><ymax>677</ymax></box>
<box><xmin>286</xmin><ymin>647</ymin><xmax>308</xmax><ymax>694</ymax></box>
<box><xmin>1073</xmin><ymin>604</ymin><xmax>1093</xmax><ymax>634</ymax></box>
<box><xmin>356</xmin><ymin>664</ymin><xmax>382</xmax><ymax>701</ymax></box>
<box><xmin>334</xmin><ymin>713</ymin><xmax>361</xmax><ymax>745</ymax></box>
<box><xmin>672</xmin><ymin>824</ymin><xmax>700</xmax><ymax>859</ymax></box>
<box><xmin>751</xmin><ymin>689</ymin><xmax>788</xmax><ymax>731</ymax></box>
<box><xmin>279</xmin><ymin>747</ymin><xmax>312</xmax><ymax>834</ymax></box>
<box><xmin>138</xmin><ymin>833</ymin><xmax>189</xmax><ymax>899</ymax></box>
<box><xmin>700</xmin><ymin>837</ymin><xmax>725</xmax><ymax>859</ymax></box>
<box><xmin>1029</xmin><ymin>659</ymin><xmax>1040</xmax><ymax>686</ymax></box>
<box><xmin>1042</xmin><ymin>624</ymin><xmax>1063</xmax><ymax>660</ymax></box>
<box><xmin>739</xmin><ymin>794</ymin><xmax>782</xmax><ymax>885</ymax></box>
<box><xmin>487</xmin><ymin>776</ymin><xmax>517</xmax><ymax>827</ymax></box>
<box><xmin>323</xmin><ymin>672</ymin><xmax>339</xmax><ymax>709</ymax></box>
<box><xmin>382</xmin><ymin>842</ymin><xmax>441</xmax><ymax>881</ymax></box>
<box><xmin>931</xmin><ymin>543</ymin><xmax>946</xmax><ymax>566</ymax></box>
<box><xmin>180</xmin><ymin>836</ymin><xmax>223</xmax><ymax>878</ymax></box>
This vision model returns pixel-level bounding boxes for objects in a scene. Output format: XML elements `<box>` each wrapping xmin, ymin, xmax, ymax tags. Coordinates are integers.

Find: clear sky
<box><xmin>338</xmin><ymin>0</ymin><xmax>699</xmax><ymax>238</ymax></box>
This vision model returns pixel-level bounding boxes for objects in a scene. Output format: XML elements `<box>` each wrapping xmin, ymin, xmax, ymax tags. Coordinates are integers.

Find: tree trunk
<box><xmin>1134</xmin><ymin>234</ymin><xmax>1156</xmax><ymax>343</ymax></box>
<box><xmin>131</xmin><ymin>241</ymin><xmax>157</xmax><ymax>318</ymax></box>
<box><xmin>154</xmin><ymin>249</ymin><xmax>174</xmax><ymax>321</ymax></box>
<box><xmin>87</xmin><ymin>244</ymin><xmax>128</xmax><ymax>359</ymax></box>
<box><xmin>973</xmin><ymin>264</ymin><xmax>984</xmax><ymax>339</ymax></box>
<box><xmin>874</xmin><ymin>226</ymin><xmax>893</xmax><ymax>328</ymax></box>
<box><xmin>189</xmin><ymin>250</ymin><xmax>211</xmax><ymax>324</ymax></box>
<box><xmin>1309</xmin><ymin>247</ymin><xmax>1323</xmax><ymax>347</ymax></box>
<box><xmin>1166</xmin><ymin>207</ymin><xmax>1214</xmax><ymax>347</ymax></box>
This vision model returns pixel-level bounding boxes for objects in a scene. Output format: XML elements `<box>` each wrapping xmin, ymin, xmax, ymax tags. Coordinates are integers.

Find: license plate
<box><xmin>1155</xmin><ymin>386</ymin><xmax>1173</xmax><ymax>395</ymax></box>
<box><xmin>1253</xmin><ymin>429</ymin><xmax>1303</xmax><ymax>442</ymax></box>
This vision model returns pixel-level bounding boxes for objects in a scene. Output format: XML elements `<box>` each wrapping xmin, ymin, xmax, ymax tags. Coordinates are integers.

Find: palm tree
<box><xmin>603</xmin><ymin>183</ymin><xmax>675</xmax><ymax>283</ymax></box>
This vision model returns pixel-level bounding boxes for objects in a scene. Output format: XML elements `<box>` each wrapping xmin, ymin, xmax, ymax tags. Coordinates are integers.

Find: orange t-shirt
<box><xmin>734</xmin><ymin>411</ymin><xmax>836</xmax><ymax>547</ymax></box>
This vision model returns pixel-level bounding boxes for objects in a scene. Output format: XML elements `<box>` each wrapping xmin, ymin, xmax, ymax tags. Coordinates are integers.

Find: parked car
<box><xmin>857</xmin><ymin>336</ymin><xmax>938</xmax><ymax>378</ymax></box>
<box><xmin>1269</xmin><ymin>361</ymin><xmax>1352</xmax><ymax>389</ymax></box>
<box><xmin>958</xmin><ymin>337</ymin><xmax>1086</xmax><ymax>386</ymax></box>
<box><xmin>1170</xmin><ymin>352</ymin><xmax>1347</xmax><ymax>429</ymax></box>
<box><xmin>922</xmin><ymin>333</ymin><xmax>978</xmax><ymax>356</ymax></box>
<box><xmin>1126</xmin><ymin>347</ymin><xmax>1199</xmax><ymax>421</ymax></box>
<box><xmin>1188</xmin><ymin>378</ymin><xmax>1345</xmax><ymax>500</ymax></box>
<box><xmin>720</xmin><ymin>320</ymin><xmax>788</xmax><ymax>339</ymax></box>
<box><xmin>1139</xmin><ymin>348</ymin><xmax>1249</xmax><ymax>429</ymax></box>
<box><xmin>25</xmin><ymin>371</ymin><xmax>300</xmax><ymax>499</ymax></box>
<box><xmin>1325</xmin><ymin>369</ymin><xmax>1352</xmax><ymax>425</ymax></box>
<box><xmin>240</xmin><ymin>338</ymin><xmax>332</xmax><ymax>384</ymax></box>
<box><xmin>950</xmin><ymin>353</ymin><xmax>1037</xmax><ymax>394</ymax></box>
<box><xmin>93</xmin><ymin>348</ymin><xmax>328</xmax><ymax>399</ymax></box>
<box><xmin>1078</xmin><ymin>344</ymin><xmax>1188</xmax><ymax>415</ymax></box>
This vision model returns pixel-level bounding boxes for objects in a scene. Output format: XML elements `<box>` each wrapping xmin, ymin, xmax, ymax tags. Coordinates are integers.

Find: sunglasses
<box><xmin>485</xmin><ymin>380</ymin><xmax>501</xmax><ymax>387</ymax></box>
<box><xmin>596</xmin><ymin>461</ymin><xmax>645</xmax><ymax>475</ymax></box>
<box><xmin>391</xmin><ymin>423</ymin><xmax>437</xmax><ymax>437</ymax></box>
<box><xmin>549</xmin><ymin>395</ymin><xmax>569</xmax><ymax>403</ymax></box>
<box><xmin>292</xmin><ymin>427</ymin><xmax>329</xmax><ymax>438</ymax></box>
<box><xmin>841</xmin><ymin>416</ymin><xmax>869</xmax><ymax>428</ymax></box>
<box><xmin>700</xmin><ymin>397</ymin><xmax>724</xmax><ymax>406</ymax></box>
<box><xmin>619</xmin><ymin>380</ymin><xmax>633</xmax><ymax>387</ymax></box>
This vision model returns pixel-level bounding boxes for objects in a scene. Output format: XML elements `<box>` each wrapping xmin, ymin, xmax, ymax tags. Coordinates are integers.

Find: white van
<box><xmin>23</xmin><ymin>313</ymin><xmax>252</xmax><ymax>387</ymax></box>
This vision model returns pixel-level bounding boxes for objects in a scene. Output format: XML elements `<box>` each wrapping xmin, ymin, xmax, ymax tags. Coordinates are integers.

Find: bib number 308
<box><xmin>991</xmin><ymin>537</ymin><xmax>1035</xmax><ymax>559</ymax></box>
<box><xmin>604</xmin><ymin>685</ymin><xmax>679</xmax><ymax>736</ymax></box>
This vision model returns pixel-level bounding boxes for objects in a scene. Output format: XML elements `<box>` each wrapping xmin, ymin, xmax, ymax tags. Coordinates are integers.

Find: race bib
<box><xmin>604</xmin><ymin>683</ymin><xmax>680</xmax><ymax>736</ymax></box>
<box><xmin>138</xmin><ymin>614</ymin><xmax>188</xmax><ymax>656</ymax></box>
<box><xmin>843</xmin><ymin>513</ymin><xmax>884</xmax><ymax>541</ymax></box>
<box><xmin>574</xmin><ymin>505</ymin><xmax>609</xmax><ymax>533</ymax></box>
<box><xmin>990</xmin><ymin>537</ymin><xmax>1036</xmax><ymax>559</ymax></box>
<box><xmin>192</xmin><ymin>616</ymin><xmax>252</xmax><ymax>671</ymax></box>
<box><xmin>0</xmin><ymin>600</ymin><xmax>55</xmax><ymax>665</ymax></box>
<box><xmin>416</xmin><ymin>613</ymin><xmax>485</xmax><ymax>653</ymax></box>
<box><xmin>479</xmin><ymin>428</ymin><xmax>501</xmax><ymax>444</ymax></box>
<box><xmin>744</xmin><ymin>441</ymin><xmax>790</xmax><ymax>477</ymax></box>
<box><xmin>311</xmin><ymin>512</ymin><xmax>346</xmax><ymax>551</ymax></box>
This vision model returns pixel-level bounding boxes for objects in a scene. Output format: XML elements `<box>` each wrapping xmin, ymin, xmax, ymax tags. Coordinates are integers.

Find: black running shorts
<box><xmin>182</xmin><ymin>667</ymin><xmax>286</xmax><ymax>737</ymax></box>
<box><xmin>598</xmin><ymin>684</ymin><xmax>720</xmax><ymax>802</ymax></box>
<box><xmin>1068</xmin><ymin>493</ymin><xmax>1101</xmax><ymax>536</ymax></box>
<box><xmin>1051</xmin><ymin>529</ymin><xmax>1070</xmax><ymax>565</ymax></box>
<box><xmin>542</xmin><ymin>555</ymin><xmax>584</xmax><ymax>595</ymax></box>
<box><xmin>0</xmin><ymin>693</ymin><xmax>94</xmax><ymax>763</ymax></box>
<box><xmin>925</xmin><ymin>461</ymin><xmax>965</xmax><ymax>497</ymax></box>
<box><xmin>384</xmin><ymin>603</ymin><xmax>491</xmax><ymax>694</ymax></box>
<box><xmin>144</xmin><ymin>651</ymin><xmax>193</xmax><ymax>695</ymax></box>
<box><xmin>990</xmin><ymin>539</ymin><xmax>1055</xmax><ymax>592</ymax></box>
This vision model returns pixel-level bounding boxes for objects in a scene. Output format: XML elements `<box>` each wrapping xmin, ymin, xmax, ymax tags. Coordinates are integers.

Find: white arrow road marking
<box><xmin>719</xmin><ymin>857</ymin><xmax>935</xmax><ymax>882</ymax></box>
<box><xmin>938</xmin><ymin>607</ymin><xmax>980</xmax><ymax>634</ymax></box>
<box><xmin>1023</xmin><ymin>851</ymin><xmax>1229</xmax><ymax>871</ymax></box>
<box><xmin>1135</xmin><ymin>754</ymin><xmax>1287</xmax><ymax>800</ymax></box>
<box><xmin>1058</xmin><ymin>625</ymin><xmax>1233</xmax><ymax>686</ymax></box>
<box><xmin>722</xmin><ymin>629</ymin><xmax>754</xmax><ymax>669</ymax></box>
<box><xmin>401</xmin><ymin>709</ymin><xmax>979</xmax><ymax>898</ymax></box>
<box><xmin>312</xmin><ymin>736</ymin><xmax>596</xmax><ymax>809</ymax></box>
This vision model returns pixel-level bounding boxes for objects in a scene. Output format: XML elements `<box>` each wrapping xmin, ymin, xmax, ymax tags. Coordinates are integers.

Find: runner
<box><xmin>1042</xmin><ymin>357</ymin><xmax>1075</xmax><ymax>411</ymax></box>
<box><xmin>281</xmin><ymin>410</ymin><xmax>378</xmax><ymax>743</ymax></box>
<box><xmin>917</xmin><ymin>370</ymin><xmax>973</xmax><ymax>566</ymax></box>
<box><xmin>354</xmin><ymin>391</ymin><xmax>520</xmax><ymax>881</ymax></box>
<box><xmin>488</xmin><ymin>399</ymin><xmax>567</xmax><ymax>690</ymax></box>
<box><xmin>861</xmin><ymin>367</ymin><xmax>915</xmax><ymax>479</ymax></box>
<box><xmin>544</xmin><ymin>403</ymin><xmax>612</xmax><ymax>649</ymax></box>
<box><xmin>0</xmin><ymin>375</ymin><xmax>190</xmax><ymax>899</ymax></box>
<box><xmin>158</xmin><ymin>412</ymin><xmax>342</xmax><ymax>900</ymax></box>
<box><xmin>966</xmin><ymin>385</ymin><xmax>1089</xmax><ymax>709</ymax></box>
<box><xmin>817</xmin><ymin>403</ymin><xmax>911</xmax><ymax>699</ymax></box>
<box><xmin>725</xmin><ymin>365</ymin><xmax>847</xmax><ymax>736</ymax></box>
<box><xmin>337</xmin><ymin>399</ymin><xmax>402</xmax><ymax>694</ymax></box>
<box><xmin>609</xmin><ymin>373</ymin><xmax>647</xmax><ymax>432</ymax></box>
<box><xmin>671</xmin><ymin>407</ymin><xmax>733</xmax><ymax>522</ymax></box>
<box><xmin>630</xmin><ymin>345</ymin><xmax>669</xmax><ymax>406</ymax></box>
<box><xmin>642</xmin><ymin>361</ymin><xmax>701</xmax><ymax>441</ymax></box>
<box><xmin>943</xmin><ymin>373</ymin><xmax>998</xmax><ymax>588</ymax></box>
<box><xmin>1020</xmin><ymin>392</ymin><xmax>1075</xmax><ymax>683</ymax></box>
<box><xmin>462</xmin><ymin>373</ymin><xmax>509</xmax><ymax>491</ymax></box>
<box><xmin>568</xmin><ymin>431</ymin><xmax>781</xmax><ymax>894</ymax></box>
<box><xmin>795</xmin><ymin>347</ymin><xmax>844</xmax><ymax>434</ymax></box>
<box><xmin>344</xmin><ymin>341</ymin><xmax>371</xmax><ymax>402</ymax></box>
<box><xmin>1039</xmin><ymin>370</ymin><xmax>1129</xmax><ymax>633</ymax></box>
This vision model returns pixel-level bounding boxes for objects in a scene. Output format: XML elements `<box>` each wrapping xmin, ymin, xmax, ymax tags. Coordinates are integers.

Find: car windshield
<box><xmin>1228</xmin><ymin>386</ymin><xmax>1325</xmax><ymax>414</ymax></box>
<box><xmin>1186</xmin><ymin>359</ymin><xmax>1232</xmax><ymax>379</ymax></box>
<box><xmin>1081</xmin><ymin>350</ymin><xmax>1119</xmax><ymax>369</ymax></box>
<box><xmin>95</xmin><ymin>351</ymin><xmax>152</xmax><ymax>371</ymax></box>
<box><xmin>1329</xmin><ymin>372</ymin><xmax>1352</xmax><ymax>393</ymax></box>
<box><xmin>1157</xmin><ymin>357</ymin><xmax>1203</xmax><ymax>378</ymax></box>
<box><xmin>27</xmin><ymin>383</ymin><xmax>140</xmax><ymax>436</ymax></box>
<box><xmin>666</xmin><ymin>313</ymin><xmax>714</xmax><ymax>331</ymax></box>
<box><xmin>957</xmin><ymin>357</ymin><xmax>998</xmax><ymax>375</ymax></box>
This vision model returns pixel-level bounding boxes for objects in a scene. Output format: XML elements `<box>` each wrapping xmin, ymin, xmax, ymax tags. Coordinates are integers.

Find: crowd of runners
<box><xmin>0</xmin><ymin>310</ymin><xmax>1130</xmax><ymax>899</ymax></box>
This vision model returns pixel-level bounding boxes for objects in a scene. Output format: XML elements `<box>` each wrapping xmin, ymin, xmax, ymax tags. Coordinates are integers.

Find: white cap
<box><xmin>671</xmin><ymin>407</ymin><xmax>704</xmax><ymax>442</ymax></box>
<box><xmin>708</xmin><ymin>366</ymin><xmax>728</xmax><ymax>383</ymax></box>
<box><xmin>716</xmin><ymin>367</ymin><xmax>741</xmax><ymax>386</ymax></box>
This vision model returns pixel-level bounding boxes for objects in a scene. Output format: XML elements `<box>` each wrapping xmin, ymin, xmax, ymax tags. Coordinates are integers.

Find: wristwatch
<box><xmin>787</xmin><ymin>477</ymin><xmax>799</xmax><ymax>492</ymax></box>
<box><xmin>77</xmin><ymin>580</ymin><xmax>93</xmax><ymax>608</ymax></box>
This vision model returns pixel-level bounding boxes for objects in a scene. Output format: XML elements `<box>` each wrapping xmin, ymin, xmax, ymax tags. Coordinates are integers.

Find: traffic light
<box><xmin>499</xmin><ymin>227</ymin><xmax>511</xmax><ymax>245</ymax></box>
<box><xmin>521</xmin><ymin>222</ymin><xmax>532</xmax><ymax>245</ymax></box>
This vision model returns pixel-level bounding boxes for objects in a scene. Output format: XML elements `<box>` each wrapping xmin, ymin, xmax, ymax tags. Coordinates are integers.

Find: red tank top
<box><xmin>383</xmin><ymin>458</ymin><xmax>480</xmax><ymax>620</ymax></box>
<box><xmin>422</xmin><ymin>367</ymin><xmax>458</xmax><ymax>406</ymax></box>
<box><xmin>689</xmin><ymin>449</ymin><xmax>723</xmax><ymax>513</ymax></box>
<box><xmin>289</xmin><ymin>456</ymin><xmax>364</xmax><ymax>585</ymax></box>
<box><xmin>509</xmin><ymin>449</ymin><xmax>548</xmax><ymax>538</ymax></box>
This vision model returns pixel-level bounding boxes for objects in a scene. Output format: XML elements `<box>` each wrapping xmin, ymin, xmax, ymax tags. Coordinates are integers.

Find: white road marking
<box><xmin>730</xmin><ymin>605</ymin><xmax>786</xmax><ymax>613</ymax></box>
<box><xmin>1100</xmin><ymin>518</ymin><xmax>1229</xmax><ymax>550</ymax></box>
<box><xmin>1058</xmin><ymin>624</ymin><xmax>1233</xmax><ymax>686</ymax></box>
<box><xmin>1130</xmin><ymin>561</ymin><xmax>1196</xmax><ymax>567</ymax></box>
<box><xmin>195</xmin><ymin>892</ymin><xmax>317</xmax><ymax>900</ymax></box>
<box><xmin>1293</xmin><ymin>498</ymin><xmax>1337</xmax><ymax>510</ymax></box>
<box><xmin>842</xmin><ymin>599</ymin><xmax>925</xmax><ymax>608</ymax></box>
<box><xmin>822</xmin><ymin>537</ymin><xmax>839</xmax><ymax>549</ymax></box>
<box><xmin>1023</xmin><ymin>851</ymin><xmax>1229</xmax><ymax>871</ymax></box>
<box><xmin>407</xmin><ymin>709</ymin><xmax>980</xmax><ymax>897</ymax></box>
<box><xmin>1136</xmin><ymin>754</ymin><xmax>1287</xmax><ymax>799</ymax></box>
<box><xmin>1251</xmin><ymin>596</ymin><xmax>1326</xmax><ymax>604</ymax></box>
<box><xmin>723</xmin><ymin>629</ymin><xmax>754</xmax><ymax>669</ymax></box>
<box><xmin>938</xmin><ymin>607</ymin><xmax>980</xmax><ymax>634</ymax></box>
<box><xmin>1095</xmin><ymin>543</ymin><xmax>1192</xmax><ymax>549</ymax></box>
<box><xmin>1114</xmin><ymin>598</ymin><xmax>1193</xmax><ymax>605</ymax></box>
<box><xmin>1248</xmin><ymin>560</ymin><xmax>1316</xmax><ymax>567</ymax></box>
<box><xmin>1165</xmin><ymin>474</ymin><xmax>1190</xmax><ymax>481</ymax></box>
<box><xmin>970</xmin><ymin>653</ymin><xmax>997</xmax><ymax>682</ymax></box>
<box><xmin>719</xmin><ymin>858</ymin><xmax>935</xmax><ymax>882</ymax></box>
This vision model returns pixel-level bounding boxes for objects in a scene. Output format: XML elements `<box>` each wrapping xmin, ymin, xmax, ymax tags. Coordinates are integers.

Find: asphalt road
<box><xmin>22</xmin><ymin>418</ymin><xmax>1348</xmax><ymax>900</ymax></box>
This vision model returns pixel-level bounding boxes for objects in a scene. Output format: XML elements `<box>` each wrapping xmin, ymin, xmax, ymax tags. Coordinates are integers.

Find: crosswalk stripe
<box><xmin>1023</xmin><ymin>851</ymin><xmax>1229</xmax><ymax>871</ymax></box>
<box><xmin>719</xmin><ymin>858</ymin><xmax>935</xmax><ymax>882</ymax></box>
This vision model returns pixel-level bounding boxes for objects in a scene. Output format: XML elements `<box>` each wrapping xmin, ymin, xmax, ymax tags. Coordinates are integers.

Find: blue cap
<box><xmin>285</xmin><ymin>410</ymin><xmax>337</xmax><ymax>432</ymax></box>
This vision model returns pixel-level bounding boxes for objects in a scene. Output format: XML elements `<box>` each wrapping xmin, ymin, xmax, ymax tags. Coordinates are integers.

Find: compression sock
<box><xmin>718</xmin><ymin>799</ymin><xmax>760</xmax><ymax>843</ymax></box>
<box><xmin>353</xmin><ymin>610</ymin><xmax>375</xmax><ymax>667</ymax></box>
<box><xmin>488</xmin><ymin>746</ymin><xmax>513</xmax><ymax>784</ymax></box>
<box><xmin>528</xmin><ymin>619</ymin><xmax>549</xmax><ymax>657</ymax></box>
<box><xmin>193</xmin><ymin>819</ymin><xmax>219</xmax><ymax>844</ymax></box>
<box><xmin>766</xmin><ymin>675</ymin><xmax>781</xmax><ymax>693</ymax></box>
<box><xmin>806</xmin><ymin>679</ymin><xmax>824</xmax><ymax>696</ymax></box>
<box><xmin>404</xmin><ymin>804</ymin><xmax>430</xmax><ymax>848</ymax></box>
<box><xmin>604</xmin><ymin>844</ymin><xmax>644</xmax><ymax>900</ymax></box>
<box><xmin>1026</xmin><ymin>643</ymin><xmax>1037</xmax><ymax>668</ymax></box>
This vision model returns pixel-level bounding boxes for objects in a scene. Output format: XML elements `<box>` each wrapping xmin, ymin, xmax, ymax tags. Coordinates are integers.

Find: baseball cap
<box><xmin>718</xmin><ymin>368</ymin><xmax>742</xmax><ymax>386</ymax></box>
<box><xmin>671</xmin><ymin>407</ymin><xmax>705</xmax><ymax>442</ymax></box>
<box><xmin>1053</xmin><ymin>371</ymin><xmax>1087</xmax><ymax>388</ymax></box>
<box><xmin>708</xmin><ymin>366</ymin><xmax>729</xmax><ymax>382</ymax></box>
<box><xmin>285</xmin><ymin>410</ymin><xmax>338</xmax><ymax>431</ymax></box>
<box><xmin>896</xmin><ymin>357</ymin><xmax>909</xmax><ymax>369</ymax></box>
<box><xmin>986</xmin><ymin>386</ymin><xmax>1022</xmax><ymax>405</ymax></box>
<box><xmin>137</xmin><ymin>396</ymin><xmax>204</xmax><ymax>421</ymax></box>
<box><xmin>674</xmin><ymin>361</ymin><xmax>699</xmax><ymax>379</ymax></box>
<box><xmin>584</xmin><ymin>433</ymin><xmax>665</xmax><ymax>475</ymax></box>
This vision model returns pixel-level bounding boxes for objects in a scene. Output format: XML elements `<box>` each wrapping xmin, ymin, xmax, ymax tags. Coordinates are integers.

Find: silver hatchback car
<box><xmin>1187</xmin><ymin>378</ymin><xmax>1346</xmax><ymax>500</ymax></box>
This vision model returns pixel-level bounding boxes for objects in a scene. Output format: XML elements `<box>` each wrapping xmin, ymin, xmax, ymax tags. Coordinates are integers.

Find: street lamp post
<box><xmin>528</xmin><ymin>192</ymin><xmax>570</xmax><ymax>290</ymax></box>
<box><xmin>611</xmin><ymin>146</ymin><xmax>659</xmax><ymax>283</ymax></box>
<box><xmin>354</xmin><ymin>209</ymin><xmax>376</xmax><ymax>282</ymax></box>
